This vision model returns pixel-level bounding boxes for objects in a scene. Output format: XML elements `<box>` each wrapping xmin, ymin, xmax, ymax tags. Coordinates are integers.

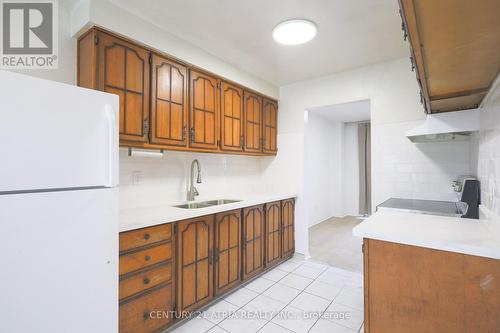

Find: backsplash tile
<box><xmin>372</xmin><ymin>120</ymin><xmax>475</xmax><ymax>206</ymax></box>
<box><xmin>119</xmin><ymin>149</ymin><xmax>264</xmax><ymax>209</ymax></box>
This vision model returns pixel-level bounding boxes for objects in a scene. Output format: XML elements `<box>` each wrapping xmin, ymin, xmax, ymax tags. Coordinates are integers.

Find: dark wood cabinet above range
<box><xmin>77</xmin><ymin>27</ymin><xmax>278</xmax><ymax>156</ymax></box>
<box><xmin>398</xmin><ymin>0</ymin><xmax>500</xmax><ymax>114</ymax></box>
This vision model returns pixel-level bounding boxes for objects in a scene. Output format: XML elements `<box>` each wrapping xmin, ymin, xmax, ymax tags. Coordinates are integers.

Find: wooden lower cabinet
<box><xmin>176</xmin><ymin>215</ymin><xmax>214</xmax><ymax>312</ymax></box>
<box><xmin>281</xmin><ymin>199</ymin><xmax>295</xmax><ymax>257</ymax></box>
<box><xmin>119</xmin><ymin>284</ymin><xmax>174</xmax><ymax>333</ymax></box>
<box><xmin>214</xmin><ymin>210</ymin><xmax>242</xmax><ymax>295</ymax></box>
<box><xmin>119</xmin><ymin>199</ymin><xmax>295</xmax><ymax>333</ymax></box>
<box><xmin>265</xmin><ymin>201</ymin><xmax>281</xmax><ymax>266</ymax></box>
<box><xmin>119</xmin><ymin>224</ymin><xmax>175</xmax><ymax>333</ymax></box>
<box><xmin>242</xmin><ymin>205</ymin><xmax>266</xmax><ymax>280</ymax></box>
<box><xmin>363</xmin><ymin>239</ymin><xmax>500</xmax><ymax>333</ymax></box>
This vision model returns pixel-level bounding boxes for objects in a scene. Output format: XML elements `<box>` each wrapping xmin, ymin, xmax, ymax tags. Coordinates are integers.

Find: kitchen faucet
<box><xmin>187</xmin><ymin>159</ymin><xmax>202</xmax><ymax>201</ymax></box>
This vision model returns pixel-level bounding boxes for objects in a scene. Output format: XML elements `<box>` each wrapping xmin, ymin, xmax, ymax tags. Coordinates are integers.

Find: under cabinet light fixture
<box><xmin>127</xmin><ymin>147</ymin><xmax>164</xmax><ymax>158</ymax></box>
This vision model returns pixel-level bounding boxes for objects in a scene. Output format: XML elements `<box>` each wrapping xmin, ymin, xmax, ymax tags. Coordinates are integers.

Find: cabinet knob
<box><xmin>143</xmin><ymin>277</ymin><xmax>151</xmax><ymax>285</ymax></box>
<box><xmin>143</xmin><ymin>233</ymin><xmax>150</xmax><ymax>240</ymax></box>
<box><xmin>143</xmin><ymin>312</ymin><xmax>150</xmax><ymax>320</ymax></box>
<box><xmin>144</xmin><ymin>255</ymin><xmax>151</xmax><ymax>261</ymax></box>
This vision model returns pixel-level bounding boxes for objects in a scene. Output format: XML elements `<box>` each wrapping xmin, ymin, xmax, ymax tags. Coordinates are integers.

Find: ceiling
<box><xmin>107</xmin><ymin>0</ymin><xmax>409</xmax><ymax>86</ymax></box>
<box><xmin>309</xmin><ymin>100</ymin><xmax>371</xmax><ymax>122</ymax></box>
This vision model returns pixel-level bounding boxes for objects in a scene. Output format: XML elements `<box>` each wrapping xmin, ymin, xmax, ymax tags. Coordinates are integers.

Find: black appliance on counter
<box><xmin>460</xmin><ymin>179</ymin><xmax>480</xmax><ymax>219</ymax></box>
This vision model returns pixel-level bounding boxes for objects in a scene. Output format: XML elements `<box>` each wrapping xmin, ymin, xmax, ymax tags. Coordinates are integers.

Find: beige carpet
<box><xmin>309</xmin><ymin>216</ymin><xmax>364</xmax><ymax>273</ymax></box>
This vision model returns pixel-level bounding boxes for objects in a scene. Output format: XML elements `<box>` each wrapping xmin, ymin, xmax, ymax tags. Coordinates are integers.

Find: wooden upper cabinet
<box><xmin>189</xmin><ymin>70</ymin><xmax>219</xmax><ymax>150</ymax></box>
<box><xmin>176</xmin><ymin>215</ymin><xmax>214</xmax><ymax>312</ymax></box>
<box><xmin>263</xmin><ymin>99</ymin><xmax>278</xmax><ymax>154</ymax></box>
<box><xmin>281</xmin><ymin>199</ymin><xmax>295</xmax><ymax>257</ymax></box>
<box><xmin>150</xmin><ymin>54</ymin><xmax>188</xmax><ymax>147</ymax></box>
<box><xmin>242</xmin><ymin>205</ymin><xmax>265</xmax><ymax>280</ymax></box>
<box><xmin>214</xmin><ymin>210</ymin><xmax>241</xmax><ymax>296</ymax></box>
<box><xmin>243</xmin><ymin>91</ymin><xmax>263</xmax><ymax>152</ymax></box>
<box><xmin>77</xmin><ymin>29</ymin><xmax>97</xmax><ymax>90</ymax></box>
<box><xmin>97</xmin><ymin>32</ymin><xmax>150</xmax><ymax>142</ymax></box>
<box><xmin>220</xmin><ymin>82</ymin><xmax>243</xmax><ymax>151</ymax></box>
<box><xmin>265</xmin><ymin>201</ymin><xmax>281</xmax><ymax>267</ymax></box>
<box><xmin>78</xmin><ymin>28</ymin><xmax>280</xmax><ymax>155</ymax></box>
<box><xmin>399</xmin><ymin>0</ymin><xmax>500</xmax><ymax>113</ymax></box>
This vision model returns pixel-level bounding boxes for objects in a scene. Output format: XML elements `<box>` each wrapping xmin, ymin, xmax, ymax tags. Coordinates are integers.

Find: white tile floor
<box><xmin>168</xmin><ymin>256</ymin><xmax>364</xmax><ymax>333</ymax></box>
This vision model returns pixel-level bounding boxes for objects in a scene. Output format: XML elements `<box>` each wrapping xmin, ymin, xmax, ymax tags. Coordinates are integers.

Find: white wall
<box><xmin>304</xmin><ymin>112</ymin><xmax>342</xmax><ymax>226</ymax></box>
<box><xmin>70</xmin><ymin>0</ymin><xmax>278</xmax><ymax>99</ymax></box>
<box><xmin>477</xmin><ymin>75</ymin><xmax>500</xmax><ymax>218</ymax></box>
<box><xmin>261</xmin><ymin>58</ymin><xmax>476</xmax><ymax>255</ymax></box>
<box><xmin>342</xmin><ymin>123</ymin><xmax>360</xmax><ymax>216</ymax></box>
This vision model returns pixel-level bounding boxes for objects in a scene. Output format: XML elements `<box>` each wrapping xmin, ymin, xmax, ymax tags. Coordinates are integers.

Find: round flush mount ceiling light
<box><xmin>272</xmin><ymin>19</ymin><xmax>317</xmax><ymax>45</ymax></box>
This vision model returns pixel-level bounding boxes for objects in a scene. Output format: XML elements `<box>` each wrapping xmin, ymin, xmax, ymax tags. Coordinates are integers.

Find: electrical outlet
<box><xmin>132</xmin><ymin>171</ymin><xmax>144</xmax><ymax>185</ymax></box>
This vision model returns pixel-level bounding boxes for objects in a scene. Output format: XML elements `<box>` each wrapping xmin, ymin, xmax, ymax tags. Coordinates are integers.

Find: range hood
<box><xmin>406</xmin><ymin>109</ymin><xmax>479</xmax><ymax>143</ymax></box>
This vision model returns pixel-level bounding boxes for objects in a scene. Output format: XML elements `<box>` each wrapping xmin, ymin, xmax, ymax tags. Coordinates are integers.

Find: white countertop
<box><xmin>352</xmin><ymin>211</ymin><xmax>500</xmax><ymax>260</ymax></box>
<box><xmin>120</xmin><ymin>193</ymin><xmax>297</xmax><ymax>232</ymax></box>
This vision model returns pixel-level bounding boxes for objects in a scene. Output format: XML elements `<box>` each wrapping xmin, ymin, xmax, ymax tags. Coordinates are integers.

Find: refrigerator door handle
<box><xmin>104</xmin><ymin>104</ymin><xmax>119</xmax><ymax>187</ymax></box>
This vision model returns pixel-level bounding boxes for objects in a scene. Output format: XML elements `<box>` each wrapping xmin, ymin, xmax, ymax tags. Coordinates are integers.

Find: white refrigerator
<box><xmin>0</xmin><ymin>70</ymin><xmax>119</xmax><ymax>333</ymax></box>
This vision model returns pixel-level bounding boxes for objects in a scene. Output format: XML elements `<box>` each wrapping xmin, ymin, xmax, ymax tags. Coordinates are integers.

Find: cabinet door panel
<box><xmin>215</xmin><ymin>210</ymin><xmax>241</xmax><ymax>295</ymax></box>
<box><xmin>221</xmin><ymin>82</ymin><xmax>243</xmax><ymax>151</ymax></box>
<box><xmin>189</xmin><ymin>70</ymin><xmax>219</xmax><ymax>149</ymax></box>
<box><xmin>263</xmin><ymin>99</ymin><xmax>278</xmax><ymax>154</ymax></box>
<box><xmin>151</xmin><ymin>54</ymin><xmax>188</xmax><ymax>146</ymax></box>
<box><xmin>242</xmin><ymin>205</ymin><xmax>265</xmax><ymax>280</ymax></box>
<box><xmin>243</xmin><ymin>92</ymin><xmax>263</xmax><ymax>152</ymax></box>
<box><xmin>265</xmin><ymin>201</ymin><xmax>282</xmax><ymax>266</ymax></box>
<box><xmin>176</xmin><ymin>216</ymin><xmax>214</xmax><ymax>312</ymax></box>
<box><xmin>119</xmin><ymin>284</ymin><xmax>174</xmax><ymax>333</ymax></box>
<box><xmin>98</xmin><ymin>32</ymin><xmax>149</xmax><ymax>142</ymax></box>
<box><xmin>281</xmin><ymin>199</ymin><xmax>295</xmax><ymax>257</ymax></box>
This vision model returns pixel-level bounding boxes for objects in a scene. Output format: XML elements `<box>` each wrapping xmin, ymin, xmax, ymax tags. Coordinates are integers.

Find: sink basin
<box><xmin>202</xmin><ymin>199</ymin><xmax>241</xmax><ymax>206</ymax></box>
<box><xmin>173</xmin><ymin>202</ymin><xmax>214</xmax><ymax>209</ymax></box>
<box><xmin>173</xmin><ymin>199</ymin><xmax>241</xmax><ymax>209</ymax></box>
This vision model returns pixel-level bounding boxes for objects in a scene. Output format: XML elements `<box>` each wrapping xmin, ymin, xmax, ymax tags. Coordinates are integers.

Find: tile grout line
<box><xmin>256</xmin><ymin>263</ymin><xmax>330</xmax><ymax>333</ymax></box>
<box><xmin>216</xmin><ymin>262</ymin><xmax>304</xmax><ymax>333</ymax></box>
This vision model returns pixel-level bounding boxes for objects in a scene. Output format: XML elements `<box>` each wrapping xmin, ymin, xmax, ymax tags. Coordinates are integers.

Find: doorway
<box><xmin>304</xmin><ymin>100</ymin><xmax>371</xmax><ymax>272</ymax></box>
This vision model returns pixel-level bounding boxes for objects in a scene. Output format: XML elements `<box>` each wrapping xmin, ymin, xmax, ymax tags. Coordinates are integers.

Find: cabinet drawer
<box><xmin>120</xmin><ymin>284</ymin><xmax>174</xmax><ymax>333</ymax></box>
<box><xmin>120</xmin><ymin>224</ymin><xmax>172</xmax><ymax>253</ymax></box>
<box><xmin>120</xmin><ymin>243</ymin><xmax>172</xmax><ymax>276</ymax></box>
<box><xmin>120</xmin><ymin>263</ymin><xmax>173</xmax><ymax>301</ymax></box>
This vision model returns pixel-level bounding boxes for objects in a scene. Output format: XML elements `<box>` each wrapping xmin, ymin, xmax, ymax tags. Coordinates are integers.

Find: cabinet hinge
<box><xmin>190</xmin><ymin>128</ymin><xmax>195</xmax><ymax>142</ymax></box>
<box><xmin>143</xmin><ymin>120</ymin><xmax>149</xmax><ymax>137</ymax></box>
<box><xmin>240</xmin><ymin>135</ymin><xmax>244</xmax><ymax>147</ymax></box>
<box><xmin>94</xmin><ymin>34</ymin><xmax>99</xmax><ymax>45</ymax></box>
<box><xmin>362</xmin><ymin>243</ymin><xmax>365</xmax><ymax>254</ymax></box>
<box><xmin>148</xmin><ymin>54</ymin><xmax>152</xmax><ymax>65</ymax></box>
<box><xmin>182</xmin><ymin>126</ymin><xmax>187</xmax><ymax>141</ymax></box>
<box><xmin>173</xmin><ymin>224</ymin><xmax>178</xmax><ymax>234</ymax></box>
<box><xmin>214</xmin><ymin>248</ymin><xmax>219</xmax><ymax>263</ymax></box>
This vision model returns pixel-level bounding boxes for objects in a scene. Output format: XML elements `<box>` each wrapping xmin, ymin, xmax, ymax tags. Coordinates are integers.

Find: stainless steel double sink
<box><xmin>173</xmin><ymin>199</ymin><xmax>241</xmax><ymax>209</ymax></box>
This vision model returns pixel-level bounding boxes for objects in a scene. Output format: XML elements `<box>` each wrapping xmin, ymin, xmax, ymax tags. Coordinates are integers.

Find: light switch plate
<box><xmin>132</xmin><ymin>171</ymin><xmax>143</xmax><ymax>185</ymax></box>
